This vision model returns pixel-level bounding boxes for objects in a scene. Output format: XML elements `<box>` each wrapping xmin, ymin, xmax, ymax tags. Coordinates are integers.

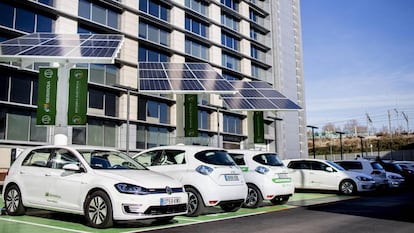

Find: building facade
<box><xmin>0</xmin><ymin>0</ymin><xmax>307</xmax><ymax>161</ymax></box>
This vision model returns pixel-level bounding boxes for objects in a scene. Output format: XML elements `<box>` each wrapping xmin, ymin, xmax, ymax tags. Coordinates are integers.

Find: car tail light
<box><xmin>209</xmin><ymin>200</ymin><xmax>218</xmax><ymax>205</ymax></box>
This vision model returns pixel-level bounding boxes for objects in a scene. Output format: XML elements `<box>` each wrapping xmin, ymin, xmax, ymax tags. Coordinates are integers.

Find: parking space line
<box><xmin>0</xmin><ymin>217</ymin><xmax>92</xmax><ymax>233</ymax></box>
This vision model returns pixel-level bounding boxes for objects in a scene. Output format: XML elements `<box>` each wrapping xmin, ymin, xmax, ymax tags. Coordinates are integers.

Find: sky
<box><xmin>300</xmin><ymin>0</ymin><xmax>414</xmax><ymax>133</ymax></box>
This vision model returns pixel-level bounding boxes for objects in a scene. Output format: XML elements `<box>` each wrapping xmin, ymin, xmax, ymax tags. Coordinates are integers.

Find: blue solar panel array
<box><xmin>138</xmin><ymin>62</ymin><xmax>237</xmax><ymax>94</ymax></box>
<box><xmin>220</xmin><ymin>80</ymin><xmax>302</xmax><ymax>110</ymax></box>
<box><xmin>0</xmin><ymin>33</ymin><xmax>123</xmax><ymax>63</ymax></box>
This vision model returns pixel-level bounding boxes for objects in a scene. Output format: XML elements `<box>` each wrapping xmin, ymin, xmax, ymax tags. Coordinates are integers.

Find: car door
<box><xmin>45</xmin><ymin>148</ymin><xmax>86</xmax><ymax>211</ymax></box>
<box><xmin>287</xmin><ymin>161</ymin><xmax>312</xmax><ymax>189</ymax></box>
<box><xmin>309</xmin><ymin>161</ymin><xmax>338</xmax><ymax>190</ymax></box>
<box><xmin>19</xmin><ymin>148</ymin><xmax>53</xmax><ymax>206</ymax></box>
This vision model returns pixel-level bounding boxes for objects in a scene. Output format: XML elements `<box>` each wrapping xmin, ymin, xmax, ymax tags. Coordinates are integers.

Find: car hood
<box><xmin>344</xmin><ymin>170</ymin><xmax>373</xmax><ymax>179</ymax></box>
<box><xmin>94</xmin><ymin>169</ymin><xmax>183</xmax><ymax>188</ymax></box>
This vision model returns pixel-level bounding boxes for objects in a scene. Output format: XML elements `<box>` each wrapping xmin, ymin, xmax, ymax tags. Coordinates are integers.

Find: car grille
<box><xmin>144</xmin><ymin>204</ymin><xmax>187</xmax><ymax>215</ymax></box>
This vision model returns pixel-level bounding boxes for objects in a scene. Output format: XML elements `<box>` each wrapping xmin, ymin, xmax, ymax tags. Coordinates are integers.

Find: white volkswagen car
<box><xmin>283</xmin><ymin>159</ymin><xmax>376</xmax><ymax>195</ymax></box>
<box><xmin>133</xmin><ymin>145</ymin><xmax>247</xmax><ymax>216</ymax></box>
<box><xmin>2</xmin><ymin>145</ymin><xmax>188</xmax><ymax>228</ymax></box>
<box><xmin>228</xmin><ymin>149</ymin><xmax>294</xmax><ymax>208</ymax></box>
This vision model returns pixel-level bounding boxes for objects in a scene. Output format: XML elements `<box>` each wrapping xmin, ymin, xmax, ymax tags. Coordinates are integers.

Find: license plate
<box><xmin>225</xmin><ymin>174</ymin><xmax>239</xmax><ymax>181</ymax></box>
<box><xmin>160</xmin><ymin>197</ymin><xmax>181</xmax><ymax>206</ymax></box>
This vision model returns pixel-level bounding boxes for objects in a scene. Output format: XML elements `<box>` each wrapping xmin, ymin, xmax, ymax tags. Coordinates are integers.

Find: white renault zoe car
<box><xmin>227</xmin><ymin>149</ymin><xmax>294</xmax><ymax>208</ymax></box>
<box><xmin>133</xmin><ymin>145</ymin><xmax>247</xmax><ymax>216</ymax></box>
<box><xmin>2</xmin><ymin>145</ymin><xmax>188</xmax><ymax>228</ymax></box>
<box><xmin>283</xmin><ymin>159</ymin><xmax>376</xmax><ymax>195</ymax></box>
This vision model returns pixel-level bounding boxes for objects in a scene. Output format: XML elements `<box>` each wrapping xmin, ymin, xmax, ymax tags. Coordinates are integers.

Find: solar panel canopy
<box><xmin>138</xmin><ymin>62</ymin><xmax>237</xmax><ymax>94</ymax></box>
<box><xmin>0</xmin><ymin>33</ymin><xmax>124</xmax><ymax>64</ymax></box>
<box><xmin>220</xmin><ymin>80</ymin><xmax>302</xmax><ymax>111</ymax></box>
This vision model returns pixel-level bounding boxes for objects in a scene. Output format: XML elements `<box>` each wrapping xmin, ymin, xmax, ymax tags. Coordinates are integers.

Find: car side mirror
<box><xmin>326</xmin><ymin>167</ymin><xmax>334</xmax><ymax>172</ymax></box>
<box><xmin>62</xmin><ymin>163</ymin><xmax>82</xmax><ymax>172</ymax></box>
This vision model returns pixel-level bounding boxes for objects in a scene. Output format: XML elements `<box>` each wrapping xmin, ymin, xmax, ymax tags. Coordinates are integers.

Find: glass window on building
<box><xmin>222</xmin><ymin>72</ymin><xmax>240</xmax><ymax>81</ymax></box>
<box><xmin>221</xmin><ymin>13</ymin><xmax>238</xmax><ymax>31</ymax></box>
<box><xmin>1</xmin><ymin>108</ymin><xmax>46</xmax><ymax>142</ymax></box>
<box><xmin>198</xmin><ymin>110</ymin><xmax>209</xmax><ymax>130</ymax></box>
<box><xmin>250</xmin><ymin>28</ymin><xmax>258</xmax><ymax>40</ymax></box>
<box><xmin>221</xmin><ymin>33</ymin><xmax>239</xmax><ymax>51</ymax></box>
<box><xmin>222</xmin><ymin>53</ymin><xmax>240</xmax><ymax>71</ymax></box>
<box><xmin>145</xmin><ymin>100</ymin><xmax>169</xmax><ymax>124</ymax></box>
<box><xmin>138</xmin><ymin>46</ymin><xmax>169</xmax><ymax>62</ymax></box>
<box><xmin>87</xmin><ymin>119</ymin><xmax>117</xmax><ymax>147</ymax></box>
<box><xmin>88</xmin><ymin>89</ymin><xmax>118</xmax><ymax>117</ymax></box>
<box><xmin>88</xmin><ymin>64</ymin><xmax>119</xmax><ymax>85</ymax></box>
<box><xmin>0</xmin><ymin>2</ymin><xmax>54</xmax><ymax>33</ymax></box>
<box><xmin>136</xmin><ymin>125</ymin><xmax>170</xmax><ymax>149</ymax></box>
<box><xmin>221</xmin><ymin>0</ymin><xmax>239</xmax><ymax>11</ymax></box>
<box><xmin>223</xmin><ymin>114</ymin><xmax>242</xmax><ymax>134</ymax></box>
<box><xmin>139</xmin><ymin>21</ymin><xmax>169</xmax><ymax>46</ymax></box>
<box><xmin>78</xmin><ymin>0</ymin><xmax>119</xmax><ymax>29</ymax></box>
<box><xmin>185</xmin><ymin>39</ymin><xmax>208</xmax><ymax>60</ymax></box>
<box><xmin>185</xmin><ymin>0</ymin><xmax>207</xmax><ymax>16</ymax></box>
<box><xmin>139</xmin><ymin>0</ymin><xmax>169</xmax><ymax>21</ymax></box>
<box><xmin>185</xmin><ymin>16</ymin><xmax>208</xmax><ymax>38</ymax></box>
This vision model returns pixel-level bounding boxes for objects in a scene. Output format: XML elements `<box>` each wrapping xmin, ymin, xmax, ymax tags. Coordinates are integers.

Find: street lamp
<box><xmin>357</xmin><ymin>136</ymin><xmax>364</xmax><ymax>158</ymax></box>
<box><xmin>269</xmin><ymin>116</ymin><xmax>283</xmax><ymax>153</ymax></box>
<box><xmin>336</xmin><ymin>131</ymin><xmax>345</xmax><ymax>160</ymax></box>
<box><xmin>307</xmin><ymin>125</ymin><xmax>318</xmax><ymax>158</ymax></box>
<box><xmin>113</xmin><ymin>84</ymin><xmax>138</xmax><ymax>156</ymax></box>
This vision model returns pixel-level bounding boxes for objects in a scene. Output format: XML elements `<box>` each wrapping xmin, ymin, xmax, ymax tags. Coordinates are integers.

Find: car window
<box><xmin>229</xmin><ymin>153</ymin><xmax>246</xmax><ymax>166</ymax></box>
<box><xmin>337</xmin><ymin>161</ymin><xmax>362</xmax><ymax>170</ymax></box>
<box><xmin>311</xmin><ymin>161</ymin><xmax>329</xmax><ymax>171</ymax></box>
<box><xmin>79</xmin><ymin>150</ymin><xmax>146</xmax><ymax>170</ymax></box>
<box><xmin>326</xmin><ymin>160</ymin><xmax>345</xmax><ymax>171</ymax></box>
<box><xmin>288</xmin><ymin>161</ymin><xmax>311</xmax><ymax>169</ymax></box>
<box><xmin>253</xmin><ymin>153</ymin><xmax>283</xmax><ymax>166</ymax></box>
<box><xmin>164</xmin><ymin>150</ymin><xmax>186</xmax><ymax>165</ymax></box>
<box><xmin>195</xmin><ymin>150</ymin><xmax>236</xmax><ymax>166</ymax></box>
<box><xmin>371</xmin><ymin>162</ymin><xmax>384</xmax><ymax>170</ymax></box>
<box><xmin>49</xmin><ymin>149</ymin><xmax>80</xmax><ymax>169</ymax></box>
<box><xmin>22</xmin><ymin>149</ymin><xmax>52</xmax><ymax>168</ymax></box>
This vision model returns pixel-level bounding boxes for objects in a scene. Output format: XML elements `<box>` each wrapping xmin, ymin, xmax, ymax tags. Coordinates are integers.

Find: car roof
<box><xmin>227</xmin><ymin>149</ymin><xmax>277</xmax><ymax>156</ymax></box>
<box><xmin>283</xmin><ymin>158</ymin><xmax>331</xmax><ymax>163</ymax></box>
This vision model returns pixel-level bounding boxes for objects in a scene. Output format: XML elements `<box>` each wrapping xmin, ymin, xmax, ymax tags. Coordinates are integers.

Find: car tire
<box><xmin>220</xmin><ymin>202</ymin><xmax>243</xmax><ymax>212</ymax></box>
<box><xmin>270</xmin><ymin>195</ymin><xmax>290</xmax><ymax>205</ymax></box>
<box><xmin>84</xmin><ymin>190</ymin><xmax>113</xmax><ymax>229</ymax></box>
<box><xmin>4</xmin><ymin>184</ymin><xmax>26</xmax><ymax>216</ymax></box>
<box><xmin>243</xmin><ymin>184</ymin><xmax>263</xmax><ymax>208</ymax></box>
<box><xmin>186</xmin><ymin>187</ymin><xmax>205</xmax><ymax>217</ymax></box>
<box><xmin>339</xmin><ymin>179</ymin><xmax>356</xmax><ymax>195</ymax></box>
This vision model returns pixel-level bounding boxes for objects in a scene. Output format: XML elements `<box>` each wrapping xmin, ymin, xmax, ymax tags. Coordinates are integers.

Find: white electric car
<box><xmin>227</xmin><ymin>149</ymin><xmax>294</xmax><ymax>208</ymax></box>
<box><xmin>133</xmin><ymin>145</ymin><xmax>247</xmax><ymax>216</ymax></box>
<box><xmin>283</xmin><ymin>159</ymin><xmax>376</xmax><ymax>195</ymax></box>
<box><xmin>2</xmin><ymin>145</ymin><xmax>188</xmax><ymax>228</ymax></box>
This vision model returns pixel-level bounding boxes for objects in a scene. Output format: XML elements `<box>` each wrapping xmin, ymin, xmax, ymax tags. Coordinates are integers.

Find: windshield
<box><xmin>327</xmin><ymin>160</ymin><xmax>345</xmax><ymax>171</ymax></box>
<box><xmin>253</xmin><ymin>153</ymin><xmax>284</xmax><ymax>166</ymax></box>
<box><xmin>195</xmin><ymin>150</ymin><xmax>236</xmax><ymax>166</ymax></box>
<box><xmin>78</xmin><ymin>149</ymin><xmax>147</xmax><ymax>170</ymax></box>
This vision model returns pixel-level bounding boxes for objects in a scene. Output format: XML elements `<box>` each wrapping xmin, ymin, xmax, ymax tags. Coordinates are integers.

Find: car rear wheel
<box><xmin>186</xmin><ymin>187</ymin><xmax>205</xmax><ymax>217</ymax></box>
<box><xmin>339</xmin><ymin>180</ymin><xmax>356</xmax><ymax>195</ymax></box>
<box><xmin>243</xmin><ymin>184</ymin><xmax>263</xmax><ymax>208</ymax></box>
<box><xmin>270</xmin><ymin>195</ymin><xmax>290</xmax><ymax>205</ymax></box>
<box><xmin>84</xmin><ymin>190</ymin><xmax>113</xmax><ymax>228</ymax></box>
<box><xmin>4</xmin><ymin>184</ymin><xmax>26</xmax><ymax>216</ymax></box>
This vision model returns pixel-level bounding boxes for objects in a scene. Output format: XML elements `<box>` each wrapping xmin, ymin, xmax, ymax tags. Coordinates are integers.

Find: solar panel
<box><xmin>220</xmin><ymin>80</ymin><xmax>302</xmax><ymax>111</ymax></box>
<box><xmin>0</xmin><ymin>33</ymin><xmax>124</xmax><ymax>64</ymax></box>
<box><xmin>138</xmin><ymin>62</ymin><xmax>237</xmax><ymax>94</ymax></box>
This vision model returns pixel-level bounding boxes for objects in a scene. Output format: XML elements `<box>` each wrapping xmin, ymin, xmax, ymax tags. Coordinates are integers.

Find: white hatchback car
<box><xmin>228</xmin><ymin>150</ymin><xmax>294</xmax><ymax>208</ymax></box>
<box><xmin>2</xmin><ymin>145</ymin><xmax>188</xmax><ymax>228</ymax></box>
<box><xmin>335</xmin><ymin>160</ymin><xmax>389</xmax><ymax>189</ymax></box>
<box><xmin>133</xmin><ymin>145</ymin><xmax>247</xmax><ymax>216</ymax></box>
<box><xmin>284</xmin><ymin>159</ymin><xmax>376</xmax><ymax>195</ymax></box>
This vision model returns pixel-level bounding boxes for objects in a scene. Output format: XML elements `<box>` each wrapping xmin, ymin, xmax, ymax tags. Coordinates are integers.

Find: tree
<box><xmin>343</xmin><ymin>119</ymin><xmax>367</xmax><ymax>136</ymax></box>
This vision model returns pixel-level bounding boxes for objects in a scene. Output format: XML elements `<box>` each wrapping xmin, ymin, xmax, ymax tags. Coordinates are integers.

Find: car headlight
<box><xmin>356</xmin><ymin>176</ymin><xmax>373</xmax><ymax>182</ymax></box>
<box><xmin>115</xmin><ymin>183</ymin><xmax>149</xmax><ymax>195</ymax></box>
<box><xmin>196</xmin><ymin>165</ymin><xmax>213</xmax><ymax>175</ymax></box>
<box><xmin>388</xmin><ymin>175</ymin><xmax>402</xmax><ymax>179</ymax></box>
<box><xmin>255</xmin><ymin>166</ymin><xmax>269</xmax><ymax>174</ymax></box>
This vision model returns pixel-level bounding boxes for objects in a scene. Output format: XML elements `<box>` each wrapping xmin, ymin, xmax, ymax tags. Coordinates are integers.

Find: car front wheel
<box><xmin>339</xmin><ymin>180</ymin><xmax>356</xmax><ymax>195</ymax></box>
<box><xmin>84</xmin><ymin>190</ymin><xmax>113</xmax><ymax>228</ymax></box>
<box><xmin>4</xmin><ymin>184</ymin><xmax>26</xmax><ymax>216</ymax></box>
